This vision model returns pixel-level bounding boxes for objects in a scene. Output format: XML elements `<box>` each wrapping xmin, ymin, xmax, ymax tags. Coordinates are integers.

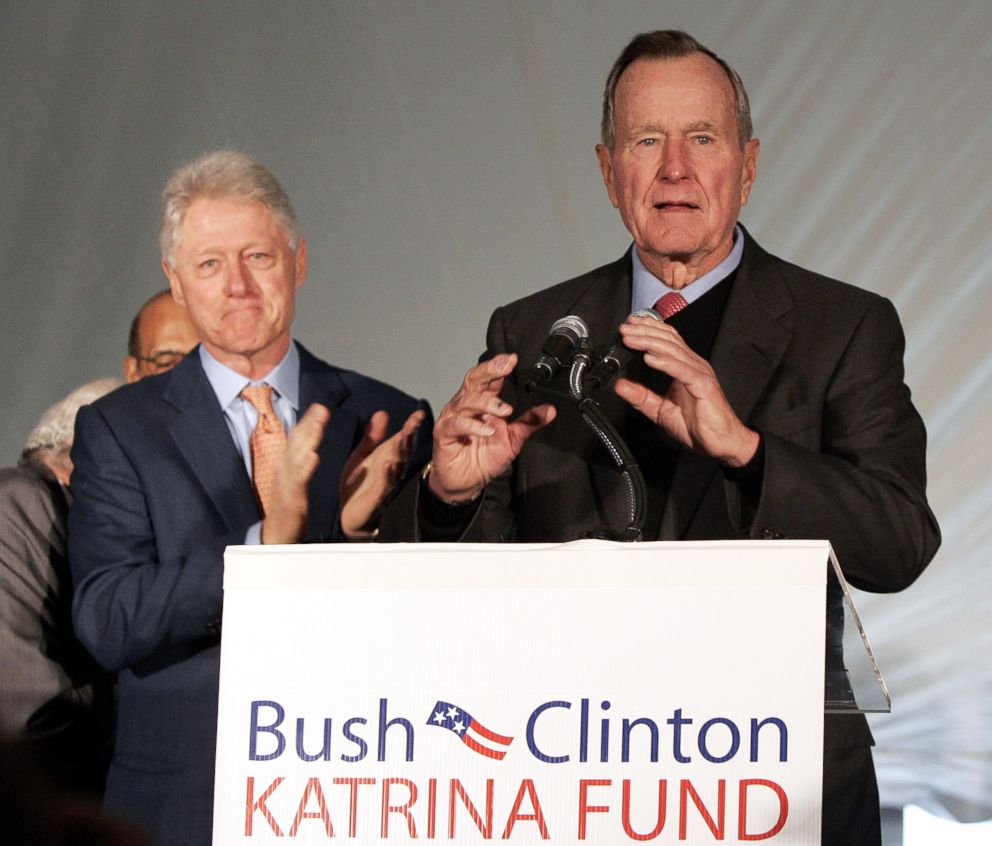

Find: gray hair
<box><xmin>21</xmin><ymin>378</ymin><xmax>121</xmax><ymax>463</ymax></box>
<box><xmin>159</xmin><ymin>150</ymin><xmax>302</xmax><ymax>267</ymax></box>
<box><xmin>600</xmin><ymin>30</ymin><xmax>753</xmax><ymax>150</ymax></box>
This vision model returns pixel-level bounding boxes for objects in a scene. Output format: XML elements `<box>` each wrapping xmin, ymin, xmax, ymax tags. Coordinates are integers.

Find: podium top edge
<box><xmin>222</xmin><ymin>540</ymin><xmax>832</xmax><ymax>590</ymax></box>
<box><xmin>225</xmin><ymin>538</ymin><xmax>833</xmax><ymax>555</ymax></box>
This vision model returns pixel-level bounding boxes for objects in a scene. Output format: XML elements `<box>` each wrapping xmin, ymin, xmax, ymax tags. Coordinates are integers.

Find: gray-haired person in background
<box><xmin>0</xmin><ymin>377</ymin><xmax>120</xmax><ymax>796</ymax></box>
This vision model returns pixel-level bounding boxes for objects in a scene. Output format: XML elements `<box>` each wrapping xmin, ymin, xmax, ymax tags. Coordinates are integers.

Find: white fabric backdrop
<box><xmin>1</xmin><ymin>0</ymin><xmax>988</xmax><ymax>821</ymax></box>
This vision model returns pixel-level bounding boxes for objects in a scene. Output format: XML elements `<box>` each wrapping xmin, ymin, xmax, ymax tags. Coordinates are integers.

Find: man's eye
<box><xmin>248</xmin><ymin>252</ymin><xmax>270</xmax><ymax>261</ymax></box>
<box><xmin>639</xmin><ymin>138</ymin><xmax>658</xmax><ymax>147</ymax></box>
<box><xmin>693</xmin><ymin>135</ymin><xmax>714</xmax><ymax>145</ymax></box>
<box><xmin>200</xmin><ymin>259</ymin><xmax>218</xmax><ymax>270</ymax></box>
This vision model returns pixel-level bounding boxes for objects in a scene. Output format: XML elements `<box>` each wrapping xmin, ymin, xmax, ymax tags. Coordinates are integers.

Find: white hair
<box><xmin>159</xmin><ymin>150</ymin><xmax>302</xmax><ymax>267</ymax></box>
<box><xmin>21</xmin><ymin>377</ymin><xmax>121</xmax><ymax>462</ymax></box>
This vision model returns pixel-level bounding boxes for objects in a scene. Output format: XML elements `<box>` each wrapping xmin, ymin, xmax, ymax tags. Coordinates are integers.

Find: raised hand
<box><xmin>340</xmin><ymin>408</ymin><xmax>427</xmax><ymax>538</ymax></box>
<box><xmin>261</xmin><ymin>403</ymin><xmax>330</xmax><ymax>544</ymax></box>
<box><xmin>428</xmin><ymin>354</ymin><xmax>555</xmax><ymax>503</ymax></box>
<box><xmin>614</xmin><ymin>314</ymin><xmax>759</xmax><ymax>468</ymax></box>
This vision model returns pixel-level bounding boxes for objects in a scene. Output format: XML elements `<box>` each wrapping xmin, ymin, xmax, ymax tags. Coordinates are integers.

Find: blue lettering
<box><xmin>599</xmin><ymin>700</ymin><xmax>612</xmax><ymax>762</ymax></box>
<box><xmin>527</xmin><ymin>700</ymin><xmax>571</xmax><ymax>763</ymax></box>
<box><xmin>342</xmin><ymin>717</ymin><xmax>368</xmax><ymax>762</ymax></box>
<box><xmin>249</xmin><ymin>700</ymin><xmax>286</xmax><ymax>761</ymax></box>
<box><xmin>698</xmin><ymin>717</ymin><xmax>741</xmax><ymax>763</ymax></box>
<box><xmin>378</xmin><ymin>698</ymin><xmax>414</xmax><ymax>761</ymax></box>
<box><xmin>579</xmin><ymin>698</ymin><xmax>589</xmax><ymax>762</ymax></box>
<box><xmin>667</xmin><ymin>708</ymin><xmax>693</xmax><ymax>763</ymax></box>
<box><xmin>750</xmin><ymin>717</ymin><xmax>788</xmax><ymax>762</ymax></box>
<box><xmin>295</xmin><ymin>717</ymin><xmax>333</xmax><ymax>762</ymax></box>
<box><xmin>621</xmin><ymin>717</ymin><xmax>660</xmax><ymax>762</ymax></box>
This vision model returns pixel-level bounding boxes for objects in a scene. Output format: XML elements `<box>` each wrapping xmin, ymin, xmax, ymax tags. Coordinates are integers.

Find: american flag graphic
<box><xmin>427</xmin><ymin>701</ymin><xmax>514</xmax><ymax>760</ymax></box>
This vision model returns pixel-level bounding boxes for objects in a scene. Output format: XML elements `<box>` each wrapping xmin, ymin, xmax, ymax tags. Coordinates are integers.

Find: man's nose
<box><xmin>225</xmin><ymin>261</ymin><xmax>251</xmax><ymax>296</ymax></box>
<box><xmin>657</xmin><ymin>139</ymin><xmax>689</xmax><ymax>181</ymax></box>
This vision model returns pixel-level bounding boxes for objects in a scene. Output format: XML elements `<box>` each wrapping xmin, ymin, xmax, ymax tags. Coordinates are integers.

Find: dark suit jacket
<box><xmin>0</xmin><ymin>463</ymin><xmax>111</xmax><ymax>795</ymax></box>
<box><xmin>383</xmin><ymin>231</ymin><xmax>940</xmax><ymax>752</ymax></box>
<box><xmin>68</xmin><ymin>342</ymin><xmax>431</xmax><ymax>846</ymax></box>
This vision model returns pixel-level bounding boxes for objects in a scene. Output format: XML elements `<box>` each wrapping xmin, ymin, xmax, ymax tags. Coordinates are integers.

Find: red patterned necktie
<box><xmin>240</xmin><ymin>384</ymin><xmax>288</xmax><ymax>516</ymax></box>
<box><xmin>654</xmin><ymin>290</ymin><xmax>689</xmax><ymax>319</ymax></box>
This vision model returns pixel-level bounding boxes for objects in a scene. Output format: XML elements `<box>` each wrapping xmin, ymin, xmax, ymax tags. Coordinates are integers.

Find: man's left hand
<box><xmin>262</xmin><ymin>403</ymin><xmax>330</xmax><ymax>544</ymax></box>
<box><xmin>340</xmin><ymin>408</ymin><xmax>427</xmax><ymax>538</ymax></box>
<box><xmin>614</xmin><ymin>314</ymin><xmax>759</xmax><ymax>468</ymax></box>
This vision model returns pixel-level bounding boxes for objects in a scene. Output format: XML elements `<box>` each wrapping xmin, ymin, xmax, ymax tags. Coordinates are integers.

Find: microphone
<box><xmin>585</xmin><ymin>308</ymin><xmax>662</xmax><ymax>390</ymax></box>
<box><xmin>524</xmin><ymin>315</ymin><xmax>590</xmax><ymax>391</ymax></box>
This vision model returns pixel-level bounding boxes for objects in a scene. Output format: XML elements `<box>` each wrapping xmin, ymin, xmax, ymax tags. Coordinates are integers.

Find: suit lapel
<box><xmin>660</xmin><ymin>233</ymin><xmax>795</xmax><ymax>539</ymax></box>
<box><xmin>163</xmin><ymin>353</ymin><xmax>261</xmax><ymax>535</ymax></box>
<box><xmin>163</xmin><ymin>344</ymin><xmax>363</xmax><ymax>542</ymax></box>
<box><xmin>573</xmin><ymin>253</ymin><xmax>635</xmax><ymax>361</ymax></box>
<box><xmin>296</xmin><ymin>344</ymin><xmax>359</xmax><ymax>541</ymax></box>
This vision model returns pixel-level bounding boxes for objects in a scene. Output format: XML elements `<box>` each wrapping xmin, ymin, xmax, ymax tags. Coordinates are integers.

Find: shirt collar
<box><xmin>199</xmin><ymin>341</ymin><xmax>300</xmax><ymax>412</ymax></box>
<box><xmin>631</xmin><ymin>225</ymin><xmax>745</xmax><ymax>312</ymax></box>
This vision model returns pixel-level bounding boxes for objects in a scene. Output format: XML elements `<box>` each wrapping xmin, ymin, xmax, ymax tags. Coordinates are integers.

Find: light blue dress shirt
<box><xmin>199</xmin><ymin>341</ymin><xmax>301</xmax><ymax>543</ymax></box>
<box><xmin>630</xmin><ymin>225</ymin><xmax>745</xmax><ymax>313</ymax></box>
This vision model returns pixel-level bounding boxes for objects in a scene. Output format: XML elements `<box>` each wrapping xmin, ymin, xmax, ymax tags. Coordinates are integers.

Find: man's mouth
<box><xmin>653</xmin><ymin>201</ymin><xmax>699</xmax><ymax>211</ymax></box>
<box><xmin>223</xmin><ymin>305</ymin><xmax>263</xmax><ymax>319</ymax></box>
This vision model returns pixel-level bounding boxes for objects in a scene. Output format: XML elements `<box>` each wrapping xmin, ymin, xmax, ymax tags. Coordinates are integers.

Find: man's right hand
<box><xmin>427</xmin><ymin>354</ymin><xmax>555</xmax><ymax>504</ymax></box>
<box><xmin>261</xmin><ymin>403</ymin><xmax>330</xmax><ymax>544</ymax></box>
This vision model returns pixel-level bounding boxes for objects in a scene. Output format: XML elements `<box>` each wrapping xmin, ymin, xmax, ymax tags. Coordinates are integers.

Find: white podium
<box><xmin>212</xmin><ymin>540</ymin><xmax>853</xmax><ymax>844</ymax></box>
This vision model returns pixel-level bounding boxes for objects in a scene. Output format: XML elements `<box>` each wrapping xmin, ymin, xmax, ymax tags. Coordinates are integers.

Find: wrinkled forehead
<box><xmin>614</xmin><ymin>53</ymin><xmax>738</xmax><ymax>129</ymax></box>
<box><xmin>176</xmin><ymin>194</ymin><xmax>295</xmax><ymax>251</ymax></box>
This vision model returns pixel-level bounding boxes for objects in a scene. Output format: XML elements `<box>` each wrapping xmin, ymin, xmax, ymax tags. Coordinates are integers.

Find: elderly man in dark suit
<box><xmin>69</xmin><ymin>151</ymin><xmax>431</xmax><ymax>845</ymax></box>
<box><xmin>382</xmin><ymin>30</ymin><xmax>939</xmax><ymax>846</ymax></box>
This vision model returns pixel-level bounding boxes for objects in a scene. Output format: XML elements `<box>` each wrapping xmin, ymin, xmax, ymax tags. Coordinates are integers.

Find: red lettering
<box><xmin>577</xmin><ymin>779</ymin><xmax>611</xmax><ymax>840</ymax></box>
<box><xmin>334</xmin><ymin>777</ymin><xmax>375</xmax><ymax>838</ymax></box>
<box><xmin>679</xmin><ymin>779</ymin><xmax>726</xmax><ymax>840</ymax></box>
<box><xmin>381</xmin><ymin>778</ymin><xmax>418</xmax><ymax>838</ymax></box>
<box><xmin>288</xmin><ymin>778</ymin><xmax>333</xmax><ymax>837</ymax></box>
<box><xmin>501</xmin><ymin>779</ymin><xmax>549</xmax><ymax>839</ymax></box>
<box><xmin>622</xmin><ymin>779</ymin><xmax>667</xmax><ymax>840</ymax></box>
<box><xmin>738</xmin><ymin>779</ymin><xmax>789</xmax><ymax>840</ymax></box>
<box><xmin>427</xmin><ymin>778</ymin><xmax>437</xmax><ymax>839</ymax></box>
<box><xmin>449</xmin><ymin>778</ymin><xmax>494</xmax><ymax>838</ymax></box>
<box><xmin>245</xmin><ymin>776</ymin><xmax>285</xmax><ymax>836</ymax></box>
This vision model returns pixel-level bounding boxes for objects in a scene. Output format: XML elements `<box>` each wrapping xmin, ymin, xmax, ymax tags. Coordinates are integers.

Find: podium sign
<box><xmin>214</xmin><ymin>540</ymin><xmax>827</xmax><ymax>844</ymax></box>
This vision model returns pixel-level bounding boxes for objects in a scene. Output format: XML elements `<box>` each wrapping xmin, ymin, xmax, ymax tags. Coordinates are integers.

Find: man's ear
<box><xmin>596</xmin><ymin>144</ymin><xmax>621</xmax><ymax>209</ymax></box>
<box><xmin>294</xmin><ymin>238</ymin><xmax>308</xmax><ymax>289</ymax></box>
<box><xmin>124</xmin><ymin>356</ymin><xmax>140</xmax><ymax>384</ymax></box>
<box><xmin>740</xmin><ymin>138</ymin><xmax>760</xmax><ymax>206</ymax></box>
<box><xmin>162</xmin><ymin>258</ymin><xmax>186</xmax><ymax>306</ymax></box>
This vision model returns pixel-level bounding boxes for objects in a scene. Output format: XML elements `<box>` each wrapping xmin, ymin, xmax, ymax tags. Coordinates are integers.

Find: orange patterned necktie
<box><xmin>240</xmin><ymin>384</ymin><xmax>288</xmax><ymax>516</ymax></box>
<box><xmin>654</xmin><ymin>290</ymin><xmax>689</xmax><ymax>319</ymax></box>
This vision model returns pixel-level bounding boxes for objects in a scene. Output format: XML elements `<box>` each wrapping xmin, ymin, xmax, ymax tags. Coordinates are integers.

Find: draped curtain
<box><xmin>1</xmin><ymin>0</ymin><xmax>988</xmax><ymax>821</ymax></box>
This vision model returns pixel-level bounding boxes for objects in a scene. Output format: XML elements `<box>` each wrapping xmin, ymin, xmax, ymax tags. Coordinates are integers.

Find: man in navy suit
<box><xmin>68</xmin><ymin>150</ymin><xmax>431</xmax><ymax>845</ymax></box>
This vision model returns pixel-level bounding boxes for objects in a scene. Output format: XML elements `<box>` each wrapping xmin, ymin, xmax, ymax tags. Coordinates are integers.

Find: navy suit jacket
<box><xmin>69</xmin><ymin>342</ymin><xmax>431</xmax><ymax>845</ymax></box>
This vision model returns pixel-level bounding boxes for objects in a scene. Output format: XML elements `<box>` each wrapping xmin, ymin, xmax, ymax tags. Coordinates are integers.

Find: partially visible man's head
<box><xmin>21</xmin><ymin>378</ymin><xmax>121</xmax><ymax>485</ymax></box>
<box><xmin>595</xmin><ymin>30</ymin><xmax>760</xmax><ymax>286</ymax></box>
<box><xmin>124</xmin><ymin>289</ymin><xmax>200</xmax><ymax>383</ymax></box>
<box><xmin>159</xmin><ymin>151</ymin><xmax>308</xmax><ymax>378</ymax></box>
